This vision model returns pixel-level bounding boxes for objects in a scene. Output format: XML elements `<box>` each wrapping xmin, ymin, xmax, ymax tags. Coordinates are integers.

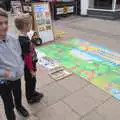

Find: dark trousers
<box><xmin>24</xmin><ymin>66</ymin><xmax>36</xmax><ymax>100</ymax></box>
<box><xmin>0</xmin><ymin>79</ymin><xmax>21</xmax><ymax>120</ymax></box>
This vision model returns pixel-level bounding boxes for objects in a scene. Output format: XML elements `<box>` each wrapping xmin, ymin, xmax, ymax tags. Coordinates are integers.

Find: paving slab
<box><xmin>57</xmin><ymin>75</ymin><xmax>89</xmax><ymax>93</ymax></box>
<box><xmin>36</xmin><ymin>101</ymin><xmax>80</xmax><ymax>120</ymax></box>
<box><xmin>96</xmin><ymin>97</ymin><xmax>120</xmax><ymax>120</ymax></box>
<box><xmin>81</xmin><ymin>110</ymin><xmax>104</xmax><ymax>120</ymax></box>
<box><xmin>41</xmin><ymin>82</ymin><xmax>70</xmax><ymax>106</ymax></box>
<box><xmin>63</xmin><ymin>86</ymin><xmax>100</xmax><ymax>116</ymax></box>
<box><xmin>22</xmin><ymin>97</ymin><xmax>47</xmax><ymax>115</ymax></box>
<box><xmin>36</xmin><ymin>66</ymin><xmax>54</xmax><ymax>88</ymax></box>
<box><xmin>83</xmin><ymin>85</ymin><xmax>111</xmax><ymax>103</ymax></box>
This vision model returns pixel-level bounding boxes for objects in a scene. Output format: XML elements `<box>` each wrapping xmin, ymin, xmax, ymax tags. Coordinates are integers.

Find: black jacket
<box><xmin>0</xmin><ymin>0</ymin><xmax>11</xmax><ymax>11</ymax></box>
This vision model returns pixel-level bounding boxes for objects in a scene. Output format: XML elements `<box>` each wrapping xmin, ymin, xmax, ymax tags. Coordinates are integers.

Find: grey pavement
<box><xmin>0</xmin><ymin>14</ymin><xmax>120</xmax><ymax>120</ymax></box>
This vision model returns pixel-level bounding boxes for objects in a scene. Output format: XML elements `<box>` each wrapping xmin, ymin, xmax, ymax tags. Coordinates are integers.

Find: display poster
<box><xmin>11</xmin><ymin>1</ymin><xmax>23</xmax><ymax>15</ymax></box>
<box><xmin>56</xmin><ymin>6</ymin><xmax>74</xmax><ymax>15</ymax></box>
<box><xmin>32</xmin><ymin>2</ymin><xmax>54</xmax><ymax>43</ymax></box>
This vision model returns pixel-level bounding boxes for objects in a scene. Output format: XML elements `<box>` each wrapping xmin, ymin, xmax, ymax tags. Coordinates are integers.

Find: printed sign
<box><xmin>56</xmin><ymin>6</ymin><xmax>74</xmax><ymax>15</ymax></box>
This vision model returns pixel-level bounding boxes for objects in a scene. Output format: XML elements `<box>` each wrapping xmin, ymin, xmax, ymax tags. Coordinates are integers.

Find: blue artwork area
<box><xmin>34</xmin><ymin>5</ymin><xmax>44</xmax><ymax>12</ymax></box>
<box><xmin>77</xmin><ymin>38</ymin><xmax>120</xmax><ymax>55</ymax></box>
<box><xmin>70</xmin><ymin>48</ymin><xmax>104</xmax><ymax>61</ymax></box>
<box><xmin>111</xmin><ymin>88</ymin><xmax>120</xmax><ymax>100</ymax></box>
<box><xmin>75</xmin><ymin>38</ymin><xmax>120</xmax><ymax>66</ymax></box>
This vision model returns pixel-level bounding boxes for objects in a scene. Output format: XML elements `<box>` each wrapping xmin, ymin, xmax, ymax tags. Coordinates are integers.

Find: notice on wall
<box><xmin>56</xmin><ymin>6</ymin><xmax>74</xmax><ymax>15</ymax></box>
<box><xmin>32</xmin><ymin>2</ymin><xmax>54</xmax><ymax>43</ymax></box>
<box><xmin>11</xmin><ymin>1</ymin><xmax>23</xmax><ymax>15</ymax></box>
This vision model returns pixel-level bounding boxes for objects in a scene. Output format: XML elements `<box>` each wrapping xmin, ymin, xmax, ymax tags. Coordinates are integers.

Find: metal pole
<box><xmin>112</xmin><ymin>0</ymin><xmax>117</xmax><ymax>11</ymax></box>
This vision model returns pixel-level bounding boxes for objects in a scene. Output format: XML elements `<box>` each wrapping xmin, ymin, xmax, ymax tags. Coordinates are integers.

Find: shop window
<box><xmin>89</xmin><ymin>0</ymin><xmax>113</xmax><ymax>10</ymax></box>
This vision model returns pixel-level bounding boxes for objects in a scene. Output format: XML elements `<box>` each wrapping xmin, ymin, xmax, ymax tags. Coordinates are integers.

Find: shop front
<box><xmin>49</xmin><ymin>0</ymin><xmax>75</xmax><ymax>20</ymax></box>
<box><xmin>88</xmin><ymin>0</ymin><xmax>120</xmax><ymax>19</ymax></box>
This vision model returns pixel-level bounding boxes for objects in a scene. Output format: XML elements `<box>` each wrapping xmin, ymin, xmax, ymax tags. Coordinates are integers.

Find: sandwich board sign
<box><xmin>32</xmin><ymin>2</ymin><xmax>54</xmax><ymax>43</ymax></box>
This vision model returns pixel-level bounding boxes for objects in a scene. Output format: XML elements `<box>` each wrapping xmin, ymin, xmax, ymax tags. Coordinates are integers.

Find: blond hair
<box><xmin>0</xmin><ymin>8</ymin><xmax>8</xmax><ymax>18</ymax></box>
<box><xmin>14</xmin><ymin>13</ymin><xmax>31</xmax><ymax>30</ymax></box>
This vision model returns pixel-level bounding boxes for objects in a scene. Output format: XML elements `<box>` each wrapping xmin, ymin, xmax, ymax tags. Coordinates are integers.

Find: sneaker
<box><xmin>33</xmin><ymin>91</ymin><xmax>44</xmax><ymax>98</ymax></box>
<box><xmin>28</xmin><ymin>93</ymin><xmax>44</xmax><ymax>104</ymax></box>
<box><xmin>16</xmin><ymin>106</ymin><xmax>29</xmax><ymax>117</ymax></box>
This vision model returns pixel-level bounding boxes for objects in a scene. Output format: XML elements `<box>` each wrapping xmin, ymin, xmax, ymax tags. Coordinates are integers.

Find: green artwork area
<box><xmin>37</xmin><ymin>38</ymin><xmax>120</xmax><ymax>100</ymax></box>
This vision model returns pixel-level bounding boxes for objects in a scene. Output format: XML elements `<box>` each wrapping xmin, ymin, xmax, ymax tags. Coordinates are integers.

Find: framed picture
<box><xmin>49</xmin><ymin>67</ymin><xmax>72</xmax><ymax>80</ymax></box>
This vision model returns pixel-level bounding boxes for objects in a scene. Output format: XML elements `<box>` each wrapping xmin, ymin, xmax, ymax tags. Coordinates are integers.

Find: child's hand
<box><xmin>30</xmin><ymin>71</ymin><xmax>36</xmax><ymax>77</ymax></box>
<box><xmin>4</xmin><ymin>69</ymin><xmax>12</xmax><ymax>78</ymax></box>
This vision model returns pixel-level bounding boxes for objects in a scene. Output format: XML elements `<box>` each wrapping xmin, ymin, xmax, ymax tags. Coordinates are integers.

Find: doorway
<box><xmin>75</xmin><ymin>0</ymin><xmax>81</xmax><ymax>15</ymax></box>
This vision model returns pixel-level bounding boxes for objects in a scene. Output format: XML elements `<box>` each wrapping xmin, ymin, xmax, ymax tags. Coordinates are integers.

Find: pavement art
<box><xmin>37</xmin><ymin>38</ymin><xmax>120</xmax><ymax>100</ymax></box>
